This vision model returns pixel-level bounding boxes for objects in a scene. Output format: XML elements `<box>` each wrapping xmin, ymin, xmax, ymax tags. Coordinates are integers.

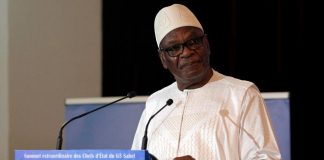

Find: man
<box><xmin>132</xmin><ymin>4</ymin><xmax>281</xmax><ymax>160</ymax></box>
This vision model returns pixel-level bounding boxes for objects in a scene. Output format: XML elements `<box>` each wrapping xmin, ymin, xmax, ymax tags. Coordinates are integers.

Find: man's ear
<box><xmin>159</xmin><ymin>52</ymin><xmax>168</xmax><ymax>69</ymax></box>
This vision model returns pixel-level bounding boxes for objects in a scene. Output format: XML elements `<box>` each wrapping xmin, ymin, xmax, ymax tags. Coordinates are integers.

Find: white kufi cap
<box><xmin>154</xmin><ymin>4</ymin><xmax>203</xmax><ymax>47</ymax></box>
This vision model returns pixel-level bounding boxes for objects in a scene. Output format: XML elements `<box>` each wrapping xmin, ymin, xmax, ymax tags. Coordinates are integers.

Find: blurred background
<box><xmin>1</xmin><ymin>0</ymin><xmax>315</xmax><ymax>159</ymax></box>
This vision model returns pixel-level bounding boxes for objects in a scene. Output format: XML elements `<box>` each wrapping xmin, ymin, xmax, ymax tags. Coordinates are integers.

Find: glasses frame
<box><xmin>159</xmin><ymin>34</ymin><xmax>207</xmax><ymax>57</ymax></box>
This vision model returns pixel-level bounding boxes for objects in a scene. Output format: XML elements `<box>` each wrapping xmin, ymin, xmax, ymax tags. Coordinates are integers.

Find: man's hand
<box><xmin>173</xmin><ymin>155</ymin><xmax>195</xmax><ymax>160</ymax></box>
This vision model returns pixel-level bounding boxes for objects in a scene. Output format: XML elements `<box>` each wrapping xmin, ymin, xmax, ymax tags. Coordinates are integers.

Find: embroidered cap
<box><xmin>154</xmin><ymin>4</ymin><xmax>204</xmax><ymax>47</ymax></box>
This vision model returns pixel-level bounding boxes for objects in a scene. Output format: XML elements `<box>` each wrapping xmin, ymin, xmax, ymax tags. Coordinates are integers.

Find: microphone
<box><xmin>219</xmin><ymin>109</ymin><xmax>260</xmax><ymax>148</ymax></box>
<box><xmin>141</xmin><ymin>99</ymin><xmax>173</xmax><ymax>150</ymax></box>
<box><xmin>55</xmin><ymin>91</ymin><xmax>136</xmax><ymax>150</ymax></box>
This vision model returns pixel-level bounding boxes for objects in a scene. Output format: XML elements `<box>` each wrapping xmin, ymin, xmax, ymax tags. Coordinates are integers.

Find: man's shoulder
<box><xmin>147</xmin><ymin>82</ymin><xmax>178</xmax><ymax>102</ymax></box>
<box><xmin>211</xmin><ymin>70</ymin><xmax>255</xmax><ymax>90</ymax></box>
<box><xmin>218</xmin><ymin>75</ymin><xmax>262</xmax><ymax>98</ymax></box>
<box><xmin>224</xmin><ymin>76</ymin><xmax>253</xmax><ymax>87</ymax></box>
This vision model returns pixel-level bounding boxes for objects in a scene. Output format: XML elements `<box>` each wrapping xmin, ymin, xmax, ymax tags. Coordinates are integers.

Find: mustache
<box><xmin>179</xmin><ymin>60</ymin><xmax>201</xmax><ymax>69</ymax></box>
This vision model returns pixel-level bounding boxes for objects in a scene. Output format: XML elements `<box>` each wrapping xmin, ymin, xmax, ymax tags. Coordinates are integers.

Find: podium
<box><xmin>64</xmin><ymin>93</ymin><xmax>290</xmax><ymax>160</ymax></box>
<box><xmin>15</xmin><ymin>150</ymin><xmax>150</xmax><ymax>160</ymax></box>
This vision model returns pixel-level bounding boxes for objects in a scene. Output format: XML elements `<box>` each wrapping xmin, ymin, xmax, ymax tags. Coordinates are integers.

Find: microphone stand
<box><xmin>56</xmin><ymin>91</ymin><xmax>136</xmax><ymax>150</ymax></box>
<box><xmin>141</xmin><ymin>99</ymin><xmax>173</xmax><ymax>160</ymax></box>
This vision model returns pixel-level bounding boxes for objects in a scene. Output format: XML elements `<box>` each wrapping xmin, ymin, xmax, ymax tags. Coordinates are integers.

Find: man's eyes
<box><xmin>166</xmin><ymin>45</ymin><xmax>182</xmax><ymax>51</ymax></box>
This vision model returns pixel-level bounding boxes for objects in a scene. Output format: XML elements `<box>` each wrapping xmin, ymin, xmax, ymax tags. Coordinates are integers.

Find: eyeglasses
<box><xmin>159</xmin><ymin>34</ymin><xmax>206</xmax><ymax>57</ymax></box>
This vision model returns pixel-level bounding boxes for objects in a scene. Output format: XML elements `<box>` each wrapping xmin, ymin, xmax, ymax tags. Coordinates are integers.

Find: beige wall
<box><xmin>0</xmin><ymin>0</ymin><xmax>9</xmax><ymax>159</ymax></box>
<box><xmin>1</xmin><ymin>0</ymin><xmax>101</xmax><ymax>159</ymax></box>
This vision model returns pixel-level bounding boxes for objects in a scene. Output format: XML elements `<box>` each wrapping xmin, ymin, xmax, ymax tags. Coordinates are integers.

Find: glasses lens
<box><xmin>186</xmin><ymin>36</ymin><xmax>204</xmax><ymax>50</ymax></box>
<box><xmin>165</xmin><ymin>44</ymin><xmax>183</xmax><ymax>57</ymax></box>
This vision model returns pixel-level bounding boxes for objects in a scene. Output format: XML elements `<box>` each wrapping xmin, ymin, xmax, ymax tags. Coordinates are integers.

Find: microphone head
<box><xmin>166</xmin><ymin>99</ymin><xmax>173</xmax><ymax>106</ymax></box>
<box><xmin>127</xmin><ymin>91</ymin><xmax>137</xmax><ymax>98</ymax></box>
<box><xmin>219</xmin><ymin>109</ymin><xmax>229</xmax><ymax>117</ymax></box>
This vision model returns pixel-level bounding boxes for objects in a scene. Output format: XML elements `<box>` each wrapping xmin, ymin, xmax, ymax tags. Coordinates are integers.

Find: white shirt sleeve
<box><xmin>239</xmin><ymin>85</ymin><xmax>281</xmax><ymax>160</ymax></box>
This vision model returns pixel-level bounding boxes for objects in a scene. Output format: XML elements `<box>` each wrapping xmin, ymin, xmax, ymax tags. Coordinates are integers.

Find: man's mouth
<box><xmin>179</xmin><ymin>61</ymin><xmax>200</xmax><ymax>70</ymax></box>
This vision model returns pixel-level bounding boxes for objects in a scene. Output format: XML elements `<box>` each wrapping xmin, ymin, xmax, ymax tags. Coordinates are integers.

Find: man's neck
<box><xmin>177</xmin><ymin>68</ymin><xmax>213</xmax><ymax>91</ymax></box>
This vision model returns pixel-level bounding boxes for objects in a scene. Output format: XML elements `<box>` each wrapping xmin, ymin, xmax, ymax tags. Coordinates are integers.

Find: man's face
<box><xmin>158</xmin><ymin>26</ymin><xmax>211</xmax><ymax>88</ymax></box>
